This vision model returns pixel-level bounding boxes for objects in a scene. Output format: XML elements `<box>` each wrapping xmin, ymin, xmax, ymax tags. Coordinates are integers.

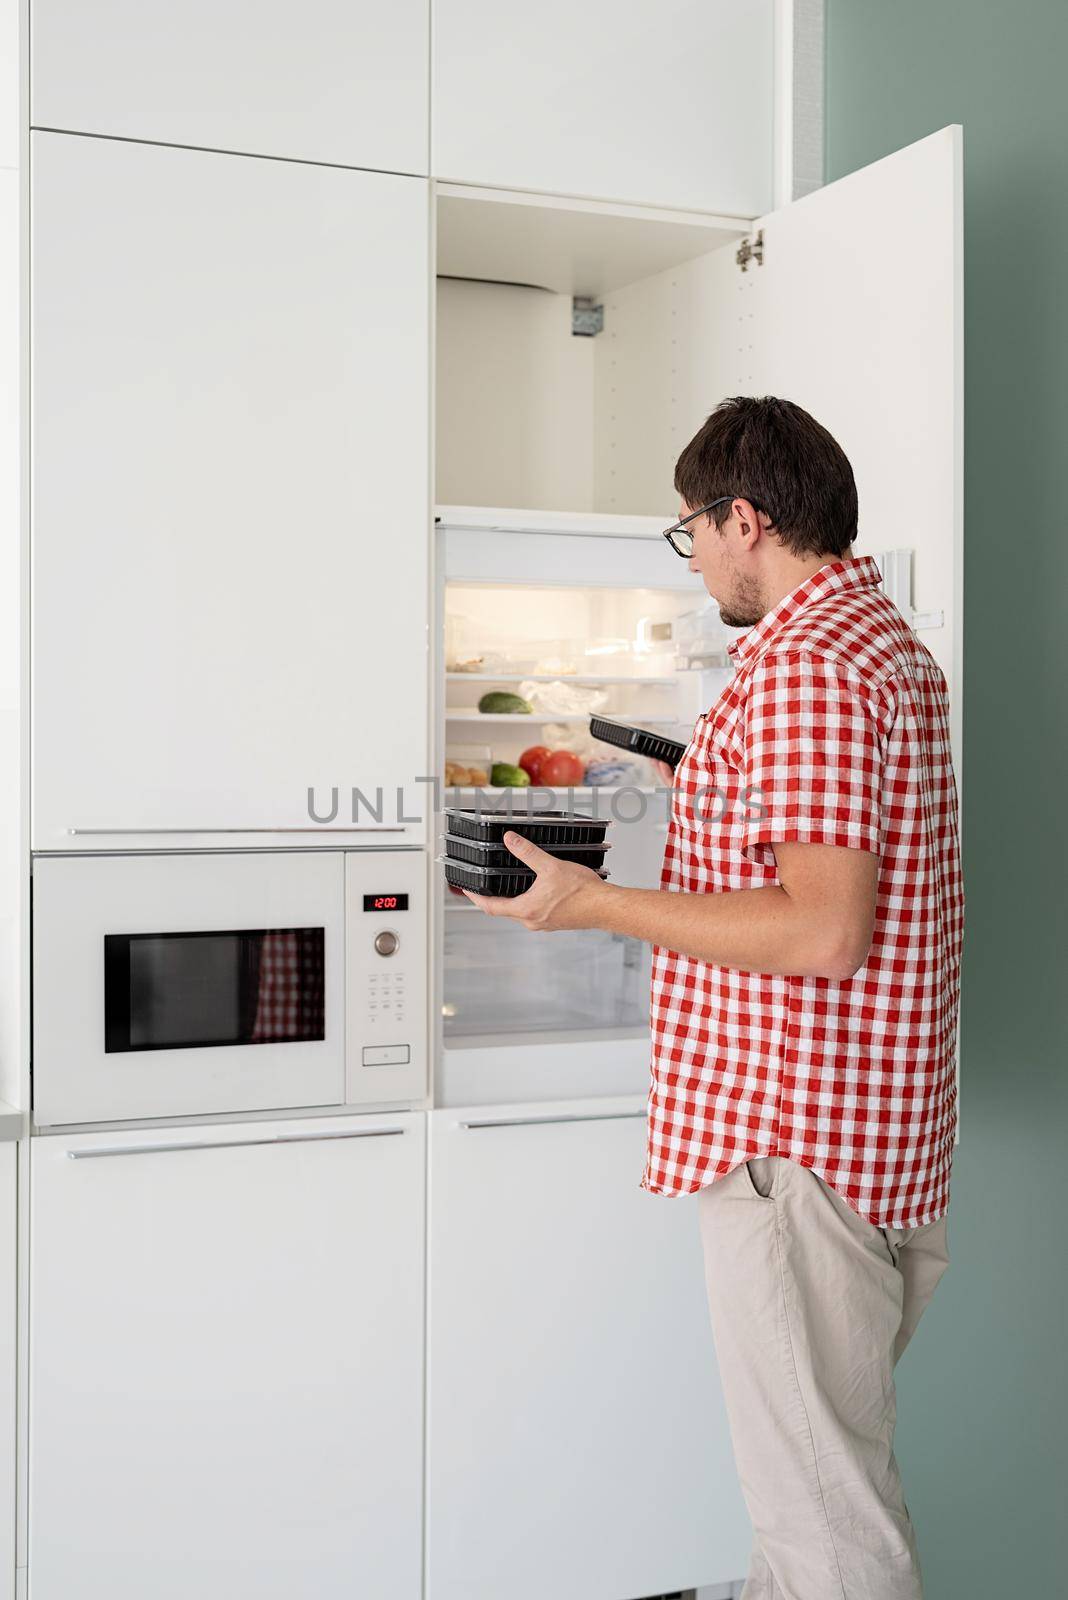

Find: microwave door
<box><xmin>33</xmin><ymin>851</ymin><xmax>346</xmax><ymax>1126</ymax></box>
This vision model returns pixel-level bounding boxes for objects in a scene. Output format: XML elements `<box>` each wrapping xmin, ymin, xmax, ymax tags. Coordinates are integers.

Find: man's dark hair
<box><xmin>673</xmin><ymin>395</ymin><xmax>859</xmax><ymax>558</ymax></box>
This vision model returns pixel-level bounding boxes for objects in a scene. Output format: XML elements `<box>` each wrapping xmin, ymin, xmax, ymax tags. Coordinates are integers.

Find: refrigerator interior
<box><xmin>437</xmin><ymin>574</ymin><xmax>736</xmax><ymax>1062</ymax></box>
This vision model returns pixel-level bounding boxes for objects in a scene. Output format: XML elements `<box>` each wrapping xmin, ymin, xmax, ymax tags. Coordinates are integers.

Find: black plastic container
<box><xmin>443</xmin><ymin>857</ymin><xmax>610</xmax><ymax>899</ymax></box>
<box><xmin>444</xmin><ymin>833</ymin><xmax>612</xmax><ymax>871</ymax></box>
<box><xmin>443</xmin><ymin>806</ymin><xmax>610</xmax><ymax>847</ymax></box>
<box><xmin>588</xmin><ymin>715</ymin><xmax>688</xmax><ymax>769</ymax></box>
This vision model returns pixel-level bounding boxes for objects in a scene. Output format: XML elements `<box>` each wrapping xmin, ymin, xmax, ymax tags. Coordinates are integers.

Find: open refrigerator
<box><xmin>432</xmin><ymin>507</ymin><xmax>743</xmax><ymax>1106</ymax></box>
<box><xmin>431</xmin><ymin>511</ymin><xmax>923</xmax><ymax>1107</ymax></box>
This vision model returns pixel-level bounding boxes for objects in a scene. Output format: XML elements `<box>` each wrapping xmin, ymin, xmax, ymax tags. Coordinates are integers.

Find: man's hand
<box><xmin>651</xmin><ymin>758</ymin><xmax>676</xmax><ymax>787</ymax></box>
<box><xmin>461</xmin><ymin>830</ymin><xmax>610</xmax><ymax>931</ymax></box>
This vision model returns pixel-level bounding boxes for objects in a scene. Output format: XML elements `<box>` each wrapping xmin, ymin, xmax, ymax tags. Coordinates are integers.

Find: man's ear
<box><xmin>733</xmin><ymin>497</ymin><xmax>764</xmax><ymax>548</ymax></box>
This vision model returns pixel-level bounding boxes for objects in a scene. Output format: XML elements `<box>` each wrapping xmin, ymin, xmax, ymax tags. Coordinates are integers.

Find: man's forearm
<box><xmin>587</xmin><ymin>880</ymin><xmax>852</xmax><ymax>980</ymax></box>
<box><xmin>483</xmin><ymin>828</ymin><xmax>877</xmax><ymax>978</ymax></box>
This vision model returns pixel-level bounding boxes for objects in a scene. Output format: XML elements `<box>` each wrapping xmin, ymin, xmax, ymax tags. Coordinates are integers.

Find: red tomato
<box><xmin>540</xmin><ymin>749</ymin><xmax>586</xmax><ymax>787</ymax></box>
<box><xmin>518</xmin><ymin>745</ymin><xmax>552</xmax><ymax>784</ymax></box>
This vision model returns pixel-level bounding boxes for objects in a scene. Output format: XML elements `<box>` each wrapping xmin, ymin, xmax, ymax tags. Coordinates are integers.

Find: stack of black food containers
<box><xmin>442</xmin><ymin>809</ymin><xmax>612</xmax><ymax>898</ymax></box>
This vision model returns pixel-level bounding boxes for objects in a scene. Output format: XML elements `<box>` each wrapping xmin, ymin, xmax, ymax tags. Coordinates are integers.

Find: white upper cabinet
<box><xmin>31</xmin><ymin>133</ymin><xmax>431</xmax><ymax>848</ymax></box>
<box><xmin>432</xmin><ymin>0</ymin><xmax>775</xmax><ymax>214</ymax></box>
<box><xmin>31</xmin><ymin>0</ymin><xmax>429</xmax><ymax>174</ymax></box>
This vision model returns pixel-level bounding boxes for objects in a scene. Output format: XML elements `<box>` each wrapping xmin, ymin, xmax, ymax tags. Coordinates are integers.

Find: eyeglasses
<box><xmin>662</xmin><ymin>495</ymin><xmax>769</xmax><ymax>558</ymax></box>
<box><xmin>662</xmin><ymin>498</ymin><xmax>736</xmax><ymax>559</ymax></box>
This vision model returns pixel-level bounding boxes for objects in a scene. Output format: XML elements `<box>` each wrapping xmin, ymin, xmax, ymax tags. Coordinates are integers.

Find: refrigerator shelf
<box><xmin>445</xmin><ymin>671</ymin><xmax>677</xmax><ymax>687</ymax></box>
<box><xmin>442</xmin><ymin>783</ymin><xmax>661</xmax><ymax>796</ymax></box>
<box><xmin>445</xmin><ymin>710</ymin><xmax>681</xmax><ymax>725</ymax></box>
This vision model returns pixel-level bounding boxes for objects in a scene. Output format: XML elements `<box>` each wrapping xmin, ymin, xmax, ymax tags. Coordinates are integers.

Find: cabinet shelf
<box><xmin>436</xmin><ymin>504</ymin><xmax>667</xmax><ymax>539</ymax></box>
<box><xmin>436</xmin><ymin>187</ymin><xmax>745</xmax><ymax>298</ymax></box>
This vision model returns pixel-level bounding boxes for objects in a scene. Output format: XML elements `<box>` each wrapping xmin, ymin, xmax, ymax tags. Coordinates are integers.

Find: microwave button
<box><xmin>373</xmin><ymin>929</ymin><xmax>399</xmax><ymax>958</ymax></box>
<box><xmin>362</xmin><ymin>1044</ymin><xmax>410</xmax><ymax>1067</ymax></box>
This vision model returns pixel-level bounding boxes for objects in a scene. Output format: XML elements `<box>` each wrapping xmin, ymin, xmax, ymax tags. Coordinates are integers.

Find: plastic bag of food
<box><xmin>518</xmin><ymin>679</ymin><xmax>609</xmax><ymax>716</ymax></box>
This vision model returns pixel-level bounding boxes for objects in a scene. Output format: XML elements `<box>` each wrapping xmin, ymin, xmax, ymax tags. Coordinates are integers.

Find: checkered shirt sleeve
<box><xmin>740</xmin><ymin>652</ymin><xmax>891</xmax><ymax>862</ymax></box>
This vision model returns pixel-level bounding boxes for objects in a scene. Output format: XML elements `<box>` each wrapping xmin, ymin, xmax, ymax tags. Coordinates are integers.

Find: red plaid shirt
<box><xmin>643</xmin><ymin>555</ymin><xmax>963</xmax><ymax>1227</ymax></box>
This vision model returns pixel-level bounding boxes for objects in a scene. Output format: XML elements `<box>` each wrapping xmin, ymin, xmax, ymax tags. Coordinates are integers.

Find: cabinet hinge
<box><xmin>572</xmin><ymin>296</ymin><xmax>604</xmax><ymax>336</ymax></box>
<box><xmin>735</xmin><ymin>229</ymin><xmax>765</xmax><ymax>272</ymax></box>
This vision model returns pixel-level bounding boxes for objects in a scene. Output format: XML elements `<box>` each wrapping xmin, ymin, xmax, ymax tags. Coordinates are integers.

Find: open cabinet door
<box><xmin>739</xmin><ymin>126</ymin><xmax>963</xmax><ymax>766</ymax></box>
<box><xmin>736</xmin><ymin>127</ymin><xmax>964</xmax><ymax>1127</ymax></box>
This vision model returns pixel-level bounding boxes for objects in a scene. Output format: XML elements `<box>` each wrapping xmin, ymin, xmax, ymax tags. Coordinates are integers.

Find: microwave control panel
<box><xmin>344</xmin><ymin>851</ymin><xmax>427</xmax><ymax>1107</ymax></box>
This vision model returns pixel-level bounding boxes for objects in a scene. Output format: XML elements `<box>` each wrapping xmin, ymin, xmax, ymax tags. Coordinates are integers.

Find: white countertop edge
<box><xmin>0</xmin><ymin>1102</ymin><xmax>26</xmax><ymax>1141</ymax></box>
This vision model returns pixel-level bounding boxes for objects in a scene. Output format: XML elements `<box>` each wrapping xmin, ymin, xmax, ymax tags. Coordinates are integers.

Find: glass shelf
<box><xmin>445</xmin><ymin>710</ymin><xmax>681</xmax><ymax>724</ymax></box>
<box><xmin>445</xmin><ymin>671</ymin><xmax>677</xmax><ymax>686</ymax></box>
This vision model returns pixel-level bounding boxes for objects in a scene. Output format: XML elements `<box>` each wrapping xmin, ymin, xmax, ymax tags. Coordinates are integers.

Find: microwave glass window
<box><xmin>362</xmin><ymin>893</ymin><xmax>409</xmax><ymax>912</ymax></box>
<box><xmin>104</xmin><ymin>928</ymin><xmax>325</xmax><ymax>1053</ymax></box>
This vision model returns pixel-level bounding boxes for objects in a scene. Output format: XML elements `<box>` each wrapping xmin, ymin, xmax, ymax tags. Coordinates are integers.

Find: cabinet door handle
<box><xmin>459</xmin><ymin>1111</ymin><xmax>645</xmax><ymax>1132</ymax></box>
<box><xmin>66</xmin><ymin>1126</ymin><xmax>407</xmax><ymax>1160</ymax></box>
<box><xmin>66</xmin><ymin>827</ymin><xmax>408</xmax><ymax>836</ymax></box>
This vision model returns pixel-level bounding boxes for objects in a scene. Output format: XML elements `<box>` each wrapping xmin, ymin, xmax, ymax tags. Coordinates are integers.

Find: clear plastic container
<box><xmin>673</xmin><ymin>599</ymin><xmax>736</xmax><ymax>669</ymax></box>
<box><xmin>444</xmin><ymin>743</ymin><xmax>493</xmax><ymax>788</ymax></box>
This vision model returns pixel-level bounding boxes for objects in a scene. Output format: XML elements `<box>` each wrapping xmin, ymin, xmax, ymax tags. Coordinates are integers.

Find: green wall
<box><xmin>824</xmin><ymin>3</ymin><xmax>1067</xmax><ymax>1593</ymax></box>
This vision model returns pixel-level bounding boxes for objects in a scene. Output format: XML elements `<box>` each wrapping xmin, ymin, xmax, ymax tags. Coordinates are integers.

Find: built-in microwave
<box><xmin>31</xmin><ymin>848</ymin><xmax>427</xmax><ymax>1127</ymax></box>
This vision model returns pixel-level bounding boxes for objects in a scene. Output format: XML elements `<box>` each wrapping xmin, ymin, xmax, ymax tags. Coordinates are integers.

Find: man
<box><xmin>462</xmin><ymin>395</ymin><xmax>963</xmax><ymax>1600</ymax></box>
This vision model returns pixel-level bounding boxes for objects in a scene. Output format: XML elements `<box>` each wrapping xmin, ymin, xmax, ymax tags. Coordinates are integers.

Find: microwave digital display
<box><xmin>362</xmin><ymin>893</ymin><xmax>409</xmax><ymax>913</ymax></box>
<box><xmin>103</xmin><ymin>927</ymin><xmax>326</xmax><ymax>1054</ymax></box>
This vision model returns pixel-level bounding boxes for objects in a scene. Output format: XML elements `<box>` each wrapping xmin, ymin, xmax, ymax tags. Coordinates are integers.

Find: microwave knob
<box><xmin>373</xmin><ymin>929</ymin><xmax>399</xmax><ymax>958</ymax></box>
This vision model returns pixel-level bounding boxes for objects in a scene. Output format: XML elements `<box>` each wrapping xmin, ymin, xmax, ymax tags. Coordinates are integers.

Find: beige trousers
<box><xmin>697</xmin><ymin>1156</ymin><xmax>949</xmax><ymax>1600</ymax></box>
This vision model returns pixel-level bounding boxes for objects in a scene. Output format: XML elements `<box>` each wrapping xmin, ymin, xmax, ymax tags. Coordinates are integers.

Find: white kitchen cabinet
<box><xmin>433</xmin><ymin>0</ymin><xmax>775</xmax><ymax>214</ymax></box>
<box><xmin>0</xmin><ymin>1142</ymin><xmax>15</xmax><ymax>1600</ymax></box>
<box><xmin>28</xmin><ymin>1113</ymin><xmax>425</xmax><ymax>1600</ymax></box>
<box><xmin>426</xmin><ymin>1099</ymin><xmax>749</xmax><ymax>1600</ymax></box>
<box><xmin>31</xmin><ymin>0</ymin><xmax>429</xmax><ymax>175</ymax></box>
<box><xmin>31</xmin><ymin>132</ymin><xmax>431</xmax><ymax>849</ymax></box>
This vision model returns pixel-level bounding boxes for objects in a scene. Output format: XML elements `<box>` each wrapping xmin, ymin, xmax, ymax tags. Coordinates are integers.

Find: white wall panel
<box><xmin>436</xmin><ymin>278</ymin><xmax>595</xmax><ymax>511</ymax></box>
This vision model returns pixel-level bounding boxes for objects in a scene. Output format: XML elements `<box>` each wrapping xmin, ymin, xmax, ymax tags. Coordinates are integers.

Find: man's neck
<box><xmin>760</xmin><ymin>550</ymin><xmax>842</xmax><ymax>614</ymax></box>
